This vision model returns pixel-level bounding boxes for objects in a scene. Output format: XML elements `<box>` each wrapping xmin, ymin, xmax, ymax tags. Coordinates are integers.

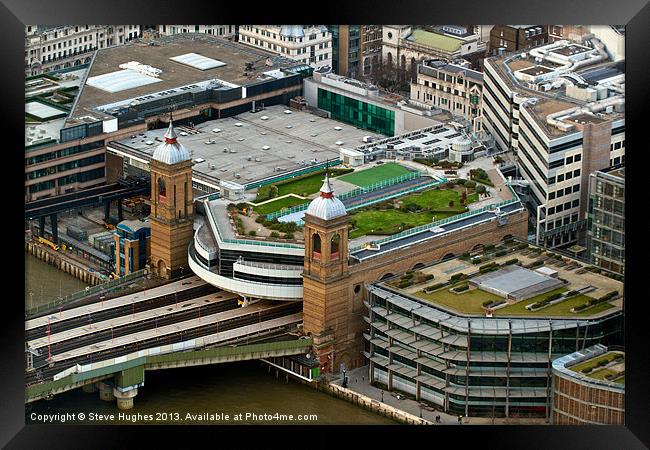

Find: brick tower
<box><xmin>149</xmin><ymin>119</ymin><xmax>194</xmax><ymax>279</ymax></box>
<box><xmin>302</xmin><ymin>173</ymin><xmax>352</xmax><ymax>374</ymax></box>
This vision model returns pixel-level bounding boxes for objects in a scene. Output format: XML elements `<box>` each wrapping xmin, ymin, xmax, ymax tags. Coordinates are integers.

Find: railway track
<box><xmin>30</xmin><ymin>296</ymin><xmax>240</xmax><ymax>367</ymax></box>
<box><xmin>26</xmin><ymin>301</ymin><xmax>302</xmax><ymax>385</ymax></box>
<box><xmin>26</xmin><ymin>283</ymin><xmax>217</xmax><ymax>341</ymax></box>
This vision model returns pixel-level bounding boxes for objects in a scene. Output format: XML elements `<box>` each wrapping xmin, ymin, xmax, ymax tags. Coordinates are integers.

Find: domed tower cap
<box><xmin>152</xmin><ymin>119</ymin><xmax>191</xmax><ymax>165</ymax></box>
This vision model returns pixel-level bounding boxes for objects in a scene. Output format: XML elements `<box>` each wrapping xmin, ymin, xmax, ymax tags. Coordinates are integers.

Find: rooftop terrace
<box><xmin>382</xmin><ymin>241</ymin><xmax>623</xmax><ymax>318</ymax></box>
<box><xmin>553</xmin><ymin>345</ymin><xmax>625</xmax><ymax>389</ymax></box>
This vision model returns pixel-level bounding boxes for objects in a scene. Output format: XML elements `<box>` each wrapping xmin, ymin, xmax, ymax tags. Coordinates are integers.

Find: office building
<box><xmin>329</xmin><ymin>25</ymin><xmax>361</xmax><ymax>78</ymax></box>
<box><xmin>238</xmin><ymin>25</ymin><xmax>332</xmax><ymax>69</ymax></box>
<box><xmin>587</xmin><ymin>166</ymin><xmax>625</xmax><ymax>275</ymax></box>
<box><xmin>25</xmin><ymin>33</ymin><xmax>308</xmax><ymax>202</ymax></box>
<box><xmin>364</xmin><ymin>245</ymin><xmax>623</xmax><ymax>417</ymax></box>
<box><xmin>157</xmin><ymin>25</ymin><xmax>236</xmax><ymax>38</ymax></box>
<box><xmin>25</xmin><ymin>25</ymin><xmax>140</xmax><ymax>76</ymax></box>
<box><xmin>304</xmin><ymin>68</ymin><xmax>450</xmax><ymax>137</ymax></box>
<box><xmin>551</xmin><ymin>345</ymin><xmax>624</xmax><ymax>424</ymax></box>
<box><xmin>481</xmin><ymin>39</ymin><xmax>625</xmax><ymax>248</ymax></box>
<box><xmin>410</xmin><ymin>59</ymin><xmax>484</xmax><ymax>132</ymax></box>
<box><xmin>489</xmin><ymin>25</ymin><xmax>548</xmax><ymax>56</ymax></box>
<box><xmin>113</xmin><ymin>219</ymin><xmax>151</xmax><ymax>276</ymax></box>
<box><xmin>329</xmin><ymin>25</ymin><xmax>383</xmax><ymax>78</ymax></box>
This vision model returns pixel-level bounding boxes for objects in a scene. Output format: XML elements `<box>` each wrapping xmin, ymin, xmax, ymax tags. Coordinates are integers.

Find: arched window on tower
<box><xmin>312</xmin><ymin>233</ymin><xmax>321</xmax><ymax>260</ymax></box>
<box><xmin>158</xmin><ymin>178</ymin><xmax>166</xmax><ymax>202</ymax></box>
<box><xmin>331</xmin><ymin>234</ymin><xmax>340</xmax><ymax>260</ymax></box>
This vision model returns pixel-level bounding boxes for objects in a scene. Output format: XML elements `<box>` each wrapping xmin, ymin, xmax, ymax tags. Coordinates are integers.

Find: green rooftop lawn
<box><xmin>338</xmin><ymin>162</ymin><xmax>412</xmax><ymax>187</ymax></box>
<box><xmin>256</xmin><ymin>174</ymin><xmax>324</xmax><ymax>201</ymax></box>
<box><xmin>400</xmin><ymin>187</ymin><xmax>478</xmax><ymax>210</ymax></box>
<box><xmin>569</xmin><ymin>353</ymin><xmax>623</xmax><ymax>374</ymax></box>
<box><xmin>413</xmin><ymin>284</ymin><xmax>615</xmax><ymax>317</ymax></box>
<box><xmin>348</xmin><ymin>187</ymin><xmax>477</xmax><ymax>239</ymax></box>
<box><xmin>250</xmin><ymin>196</ymin><xmax>307</xmax><ymax>215</ymax></box>
<box><xmin>415</xmin><ymin>283</ymin><xmax>502</xmax><ymax>314</ymax></box>
<box><xmin>349</xmin><ymin>209</ymin><xmax>458</xmax><ymax>239</ymax></box>
<box><xmin>255</xmin><ymin>168</ymin><xmax>352</xmax><ymax>202</ymax></box>
<box><xmin>495</xmin><ymin>289</ymin><xmax>610</xmax><ymax>316</ymax></box>
<box><xmin>584</xmin><ymin>368</ymin><xmax>619</xmax><ymax>381</ymax></box>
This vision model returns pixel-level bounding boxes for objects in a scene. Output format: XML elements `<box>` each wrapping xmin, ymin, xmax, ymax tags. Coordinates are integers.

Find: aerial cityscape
<box><xmin>24</xmin><ymin>24</ymin><xmax>625</xmax><ymax>425</ymax></box>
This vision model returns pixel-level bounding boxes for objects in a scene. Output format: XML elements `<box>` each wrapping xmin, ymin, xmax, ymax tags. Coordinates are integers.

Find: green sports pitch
<box><xmin>337</xmin><ymin>162</ymin><xmax>413</xmax><ymax>187</ymax></box>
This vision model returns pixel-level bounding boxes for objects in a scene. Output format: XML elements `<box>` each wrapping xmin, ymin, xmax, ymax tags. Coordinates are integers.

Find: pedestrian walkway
<box><xmin>337</xmin><ymin>366</ymin><xmax>547</xmax><ymax>425</ymax></box>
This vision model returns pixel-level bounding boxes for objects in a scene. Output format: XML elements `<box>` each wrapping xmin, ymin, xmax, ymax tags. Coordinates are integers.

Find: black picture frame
<box><xmin>3</xmin><ymin>0</ymin><xmax>648</xmax><ymax>447</ymax></box>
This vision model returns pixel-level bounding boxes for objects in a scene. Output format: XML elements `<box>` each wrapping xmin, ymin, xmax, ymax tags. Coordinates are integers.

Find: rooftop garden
<box><xmin>388</xmin><ymin>240</ymin><xmax>621</xmax><ymax>318</ymax></box>
<box><xmin>569</xmin><ymin>352</ymin><xmax>625</xmax><ymax>384</ymax></box>
<box><xmin>249</xmin><ymin>195</ymin><xmax>307</xmax><ymax>216</ymax></box>
<box><xmin>469</xmin><ymin>168</ymin><xmax>494</xmax><ymax>186</ymax></box>
<box><xmin>227</xmin><ymin>203</ymin><xmax>302</xmax><ymax>241</ymax></box>
<box><xmin>254</xmin><ymin>167</ymin><xmax>353</xmax><ymax>203</ymax></box>
<box><xmin>348</xmin><ymin>182</ymin><xmax>479</xmax><ymax>239</ymax></box>
<box><xmin>337</xmin><ymin>162</ymin><xmax>412</xmax><ymax>187</ymax></box>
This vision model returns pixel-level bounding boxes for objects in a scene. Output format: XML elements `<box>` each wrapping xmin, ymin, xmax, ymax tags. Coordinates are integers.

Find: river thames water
<box><xmin>25</xmin><ymin>255</ymin><xmax>395</xmax><ymax>425</ymax></box>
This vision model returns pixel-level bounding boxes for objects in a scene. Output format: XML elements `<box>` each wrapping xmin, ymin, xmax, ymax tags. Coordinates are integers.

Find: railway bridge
<box><xmin>25</xmin><ymin>276</ymin><xmax>313</xmax><ymax>409</ymax></box>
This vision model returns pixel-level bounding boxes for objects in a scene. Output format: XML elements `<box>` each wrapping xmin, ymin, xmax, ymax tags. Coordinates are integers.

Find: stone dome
<box><xmin>152</xmin><ymin>120</ymin><xmax>191</xmax><ymax>165</ymax></box>
<box><xmin>306</xmin><ymin>173</ymin><xmax>347</xmax><ymax>220</ymax></box>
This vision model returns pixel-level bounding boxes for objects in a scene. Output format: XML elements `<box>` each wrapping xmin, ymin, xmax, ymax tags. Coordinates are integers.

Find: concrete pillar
<box><xmin>113</xmin><ymin>387</ymin><xmax>138</xmax><ymax>410</ymax></box>
<box><xmin>104</xmin><ymin>200</ymin><xmax>111</xmax><ymax>223</ymax></box>
<box><xmin>117</xmin><ymin>200</ymin><xmax>123</xmax><ymax>222</ymax></box>
<box><xmin>98</xmin><ymin>382</ymin><xmax>115</xmax><ymax>401</ymax></box>
<box><xmin>82</xmin><ymin>382</ymin><xmax>98</xmax><ymax>393</ymax></box>
<box><xmin>81</xmin><ymin>383</ymin><xmax>97</xmax><ymax>394</ymax></box>
<box><xmin>39</xmin><ymin>217</ymin><xmax>45</xmax><ymax>237</ymax></box>
<box><xmin>50</xmin><ymin>213</ymin><xmax>58</xmax><ymax>244</ymax></box>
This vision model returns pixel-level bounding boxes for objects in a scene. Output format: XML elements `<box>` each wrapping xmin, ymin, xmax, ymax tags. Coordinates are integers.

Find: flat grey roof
<box><xmin>109</xmin><ymin>105</ymin><xmax>385</xmax><ymax>186</ymax></box>
<box><xmin>471</xmin><ymin>265</ymin><xmax>564</xmax><ymax>299</ymax></box>
<box><xmin>72</xmin><ymin>33</ymin><xmax>302</xmax><ymax>120</ymax></box>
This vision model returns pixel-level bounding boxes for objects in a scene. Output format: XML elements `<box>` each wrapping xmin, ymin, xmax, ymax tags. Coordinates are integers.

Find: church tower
<box><xmin>149</xmin><ymin>119</ymin><xmax>194</xmax><ymax>279</ymax></box>
<box><xmin>302</xmin><ymin>173</ymin><xmax>352</xmax><ymax>373</ymax></box>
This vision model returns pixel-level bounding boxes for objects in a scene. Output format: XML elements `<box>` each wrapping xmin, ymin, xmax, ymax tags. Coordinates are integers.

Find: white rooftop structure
<box><xmin>470</xmin><ymin>265</ymin><xmax>565</xmax><ymax>301</ymax></box>
<box><xmin>25</xmin><ymin>101</ymin><xmax>67</xmax><ymax>120</ymax></box>
<box><xmin>152</xmin><ymin>120</ymin><xmax>191</xmax><ymax>165</ymax></box>
<box><xmin>305</xmin><ymin>173</ymin><xmax>347</xmax><ymax>221</ymax></box>
<box><xmin>86</xmin><ymin>69</ymin><xmax>162</xmax><ymax>93</ymax></box>
<box><xmin>169</xmin><ymin>53</ymin><xmax>227</xmax><ymax>71</ymax></box>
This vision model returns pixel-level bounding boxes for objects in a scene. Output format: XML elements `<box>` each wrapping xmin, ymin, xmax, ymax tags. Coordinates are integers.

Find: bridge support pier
<box><xmin>117</xmin><ymin>200</ymin><xmax>123</xmax><ymax>222</ymax></box>
<box><xmin>38</xmin><ymin>217</ymin><xmax>45</xmax><ymax>237</ymax></box>
<box><xmin>113</xmin><ymin>387</ymin><xmax>138</xmax><ymax>410</ymax></box>
<box><xmin>98</xmin><ymin>382</ymin><xmax>115</xmax><ymax>402</ymax></box>
<box><xmin>82</xmin><ymin>382</ymin><xmax>98</xmax><ymax>393</ymax></box>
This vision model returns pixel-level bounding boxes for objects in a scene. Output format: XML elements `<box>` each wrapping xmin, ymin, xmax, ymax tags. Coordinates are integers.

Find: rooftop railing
<box><xmin>350</xmin><ymin>195</ymin><xmax>521</xmax><ymax>254</ymax></box>
<box><xmin>265</xmin><ymin>170</ymin><xmax>422</xmax><ymax>220</ymax></box>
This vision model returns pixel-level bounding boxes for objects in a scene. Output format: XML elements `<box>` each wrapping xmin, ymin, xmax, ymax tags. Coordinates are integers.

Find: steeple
<box><xmin>319</xmin><ymin>173</ymin><xmax>334</xmax><ymax>198</ymax></box>
<box><xmin>163</xmin><ymin>119</ymin><xmax>178</xmax><ymax>144</ymax></box>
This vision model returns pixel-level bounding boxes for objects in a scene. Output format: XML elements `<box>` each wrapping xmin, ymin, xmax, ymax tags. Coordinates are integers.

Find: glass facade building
<box><xmin>329</xmin><ymin>25</ymin><xmax>361</xmax><ymax>78</ymax></box>
<box><xmin>114</xmin><ymin>221</ymin><xmax>150</xmax><ymax>276</ymax></box>
<box><xmin>365</xmin><ymin>284</ymin><xmax>623</xmax><ymax>418</ymax></box>
<box><xmin>587</xmin><ymin>166</ymin><xmax>625</xmax><ymax>275</ymax></box>
<box><xmin>317</xmin><ymin>88</ymin><xmax>395</xmax><ymax>136</ymax></box>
